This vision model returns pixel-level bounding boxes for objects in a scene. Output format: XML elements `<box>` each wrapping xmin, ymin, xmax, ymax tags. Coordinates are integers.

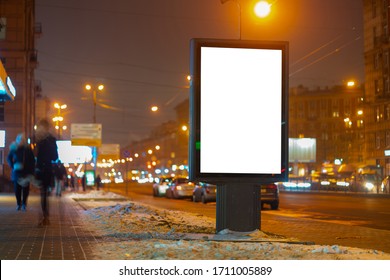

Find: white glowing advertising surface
<box><xmin>189</xmin><ymin>39</ymin><xmax>288</xmax><ymax>183</ymax></box>
<box><xmin>56</xmin><ymin>140</ymin><xmax>92</xmax><ymax>164</ymax></box>
<box><xmin>289</xmin><ymin>138</ymin><xmax>316</xmax><ymax>163</ymax></box>
<box><xmin>0</xmin><ymin>130</ymin><xmax>5</xmax><ymax>148</ymax></box>
<box><xmin>200</xmin><ymin>47</ymin><xmax>282</xmax><ymax>174</ymax></box>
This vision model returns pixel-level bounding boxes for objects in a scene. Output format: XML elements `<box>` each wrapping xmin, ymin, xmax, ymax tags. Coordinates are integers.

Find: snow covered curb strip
<box><xmin>69</xmin><ymin>191</ymin><xmax>390</xmax><ymax>260</ymax></box>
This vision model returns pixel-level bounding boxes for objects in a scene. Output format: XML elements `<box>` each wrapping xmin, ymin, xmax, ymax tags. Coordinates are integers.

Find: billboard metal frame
<box><xmin>189</xmin><ymin>38</ymin><xmax>289</xmax><ymax>184</ymax></box>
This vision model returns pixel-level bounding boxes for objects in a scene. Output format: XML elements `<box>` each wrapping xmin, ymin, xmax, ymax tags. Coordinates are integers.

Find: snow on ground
<box><xmin>69</xmin><ymin>191</ymin><xmax>390</xmax><ymax>260</ymax></box>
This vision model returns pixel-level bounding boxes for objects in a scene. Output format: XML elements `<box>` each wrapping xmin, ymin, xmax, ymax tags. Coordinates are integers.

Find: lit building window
<box><xmin>376</xmin><ymin>133</ymin><xmax>381</xmax><ymax>149</ymax></box>
<box><xmin>386</xmin><ymin>131</ymin><xmax>390</xmax><ymax>147</ymax></box>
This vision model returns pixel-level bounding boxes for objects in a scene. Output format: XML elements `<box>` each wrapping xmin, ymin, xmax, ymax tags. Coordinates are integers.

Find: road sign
<box><xmin>71</xmin><ymin>123</ymin><xmax>102</xmax><ymax>147</ymax></box>
<box><xmin>98</xmin><ymin>144</ymin><xmax>120</xmax><ymax>161</ymax></box>
<box><xmin>123</xmin><ymin>150</ymin><xmax>130</xmax><ymax>158</ymax></box>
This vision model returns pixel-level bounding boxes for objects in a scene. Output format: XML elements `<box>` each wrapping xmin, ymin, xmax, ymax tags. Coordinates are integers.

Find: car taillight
<box><xmin>267</xmin><ymin>184</ymin><xmax>277</xmax><ymax>189</ymax></box>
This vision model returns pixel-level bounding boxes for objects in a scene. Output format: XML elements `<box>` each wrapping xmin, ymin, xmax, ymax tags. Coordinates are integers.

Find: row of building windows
<box><xmin>373</xmin><ymin>49</ymin><xmax>390</xmax><ymax>69</ymax></box>
<box><xmin>374</xmin><ymin>104</ymin><xmax>390</xmax><ymax>121</ymax></box>
<box><xmin>371</xmin><ymin>0</ymin><xmax>389</xmax><ymax>19</ymax></box>
<box><xmin>375</xmin><ymin>130</ymin><xmax>390</xmax><ymax>149</ymax></box>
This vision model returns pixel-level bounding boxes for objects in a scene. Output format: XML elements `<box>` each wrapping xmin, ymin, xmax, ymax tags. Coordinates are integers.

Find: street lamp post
<box><xmin>221</xmin><ymin>0</ymin><xmax>271</xmax><ymax>40</ymax></box>
<box><xmin>85</xmin><ymin>84</ymin><xmax>104</xmax><ymax>123</ymax></box>
<box><xmin>53</xmin><ymin>102</ymin><xmax>67</xmax><ymax>139</ymax></box>
<box><xmin>85</xmin><ymin>84</ymin><xmax>104</xmax><ymax>184</ymax></box>
<box><xmin>221</xmin><ymin>0</ymin><xmax>242</xmax><ymax>39</ymax></box>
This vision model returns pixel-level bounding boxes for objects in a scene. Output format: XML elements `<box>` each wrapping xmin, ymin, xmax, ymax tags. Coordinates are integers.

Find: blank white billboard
<box><xmin>200</xmin><ymin>47</ymin><xmax>282</xmax><ymax>174</ymax></box>
<box><xmin>57</xmin><ymin>140</ymin><xmax>92</xmax><ymax>164</ymax></box>
<box><xmin>0</xmin><ymin>130</ymin><xmax>5</xmax><ymax>148</ymax></box>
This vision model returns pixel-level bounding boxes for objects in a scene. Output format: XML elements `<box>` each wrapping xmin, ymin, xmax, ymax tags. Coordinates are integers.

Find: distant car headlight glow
<box><xmin>336</xmin><ymin>181</ymin><xmax>349</xmax><ymax>187</ymax></box>
<box><xmin>283</xmin><ymin>182</ymin><xmax>296</xmax><ymax>188</ymax></box>
<box><xmin>297</xmin><ymin>182</ymin><xmax>311</xmax><ymax>188</ymax></box>
<box><xmin>365</xmin><ymin>182</ymin><xmax>374</xmax><ymax>190</ymax></box>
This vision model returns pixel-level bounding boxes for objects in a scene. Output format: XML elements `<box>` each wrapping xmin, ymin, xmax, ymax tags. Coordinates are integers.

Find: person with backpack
<box><xmin>7</xmin><ymin>133</ymin><xmax>35</xmax><ymax>211</ymax></box>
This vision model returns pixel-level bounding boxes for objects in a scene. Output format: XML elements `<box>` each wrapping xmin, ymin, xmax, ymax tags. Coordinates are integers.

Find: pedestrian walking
<box><xmin>34</xmin><ymin>119</ymin><xmax>58</xmax><ymax>226</ymax></box>
<box><xmin>70</xmin><ymin>174</ymin><xmax>75</xmax><ymax>191</ymax></box>
<box><xmin>54</xmin><ymin>160</ymin><xmax>67</xmax><ymax>196</ymax></box>
<box><xmin>7</xmin><ymin>133</ymin><xmax>35</xmax><ymax>211</ymax></box>
<box><xmin>81</xmin><ymin>174</ymin><xmax>86</xmax><ymax>191</ymax></box>
<box><xmin>95</xmin><ymin>174</ymin><xmax>101</xmax><ymax>190</ymax></box>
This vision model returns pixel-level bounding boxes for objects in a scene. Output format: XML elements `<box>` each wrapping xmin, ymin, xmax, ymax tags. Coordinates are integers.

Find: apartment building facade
<box><xmin>0</xmin><ymin>0</ymin><xmax>40</xmax><ymax>179</ymax></box>
<box><xmin>363</xmin><ymin>0</ymin><xmax>390</xmax><ymax>176</ymax></box>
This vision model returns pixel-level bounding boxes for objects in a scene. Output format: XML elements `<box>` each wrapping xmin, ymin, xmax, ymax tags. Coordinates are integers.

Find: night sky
<box><xmin>35</xmin><ymin>0</ymin><xmax>364</xmax><ymax>147</ymax></box>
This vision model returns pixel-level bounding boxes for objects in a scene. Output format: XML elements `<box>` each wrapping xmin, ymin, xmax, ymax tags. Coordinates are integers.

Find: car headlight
<box><xmin>298</xmin><ymin>182</ymin><xmax>311</xmax><ymax>188</ymax></box>
<box><xmin>336</xmin><ymin>181</ymin><xmax>349</xmax><ymax>187</ymax></box>
<box><xmin>365</xmin><ymin>182</ymin><xmax>374</xmax><ymax>190</ymax></box>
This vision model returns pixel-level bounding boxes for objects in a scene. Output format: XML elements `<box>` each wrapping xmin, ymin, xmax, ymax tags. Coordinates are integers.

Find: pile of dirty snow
<box><xmin>70</xmin><ymin>191</ymin><xmax>390</xmax><ymax>260</ymax></box>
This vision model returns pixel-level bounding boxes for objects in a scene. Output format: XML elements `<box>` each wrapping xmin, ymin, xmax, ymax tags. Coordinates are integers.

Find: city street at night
<box><xmin>2</xmin><ymin>0</ymin><xmax>390</xmax><ymax>278</ymax></box>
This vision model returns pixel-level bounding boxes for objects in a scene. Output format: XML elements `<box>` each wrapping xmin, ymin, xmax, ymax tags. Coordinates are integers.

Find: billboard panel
<box><xmin>56</xmin><ymin>140</ymin><xmax>92</xmax><ymax>164</ymax></box>
<box><xmin>189</xmin><ymin>39</ymin><xmax>288</xmax><ymax>183</ymax></box>
<box><xmin>289</xmin><ymin>138</ymin><xmax>316</xmax><ymax>163</ymax></box>
<box><xmin>0</xmin><ymin>130</ymin><xmax>5</xmax><ymax>148</ymax></box>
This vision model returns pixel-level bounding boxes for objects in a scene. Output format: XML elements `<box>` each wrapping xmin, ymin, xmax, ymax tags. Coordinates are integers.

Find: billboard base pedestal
<box><xmin>216</xmin><ymin>183</ymin><xmax>261</xmax><ymax>233</ymax></box>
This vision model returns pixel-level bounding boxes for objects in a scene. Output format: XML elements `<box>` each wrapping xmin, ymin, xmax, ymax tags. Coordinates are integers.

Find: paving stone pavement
<box><xmin>0</xmin><ymin>192</ymin><xmax>99</xmax><ymax>260</ymax></box>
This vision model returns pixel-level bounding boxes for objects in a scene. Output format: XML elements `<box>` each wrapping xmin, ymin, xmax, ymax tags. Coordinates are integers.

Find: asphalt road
<box><xmin>103</xmin><ymin>182</ymin><xmax>390</xmax><ymax>253</ymax></box>
<box><xmin>279</xmin><ymin>191</ymin><xmax>390</xmax><ymax>231</ymax></box>
<box><xmin>105</xmin><ymin>182</ymin><xmax>390</xmax><ymax>230</ymax></box>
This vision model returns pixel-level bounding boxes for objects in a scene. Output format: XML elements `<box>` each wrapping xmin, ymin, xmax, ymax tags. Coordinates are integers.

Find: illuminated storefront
<box><xmin>0</xmin><ymin>61</ymin><xmax>16</xmax><ymax>101</ymax></box>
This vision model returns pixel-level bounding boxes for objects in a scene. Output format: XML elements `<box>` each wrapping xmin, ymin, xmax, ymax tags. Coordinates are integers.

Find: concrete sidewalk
<box><xmin>0</xmin><ymin>192</ymin><xmax>98</xmax><ymax>260</ymax></box>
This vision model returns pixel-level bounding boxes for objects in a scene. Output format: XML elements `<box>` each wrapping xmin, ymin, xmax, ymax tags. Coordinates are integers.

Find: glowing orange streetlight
<box><xmin>221</xmin><ymin>0</ymin><xmax>271</xmax><ymax>39</ymax></box>
<box><xmin>347</xmin><ymin>80</ymin><xmax>356</xmax><ymax>88</ymax></box>
<box><xmin>52</xmin><ymin>102</ymin><xmax>67</xmax><ymax>139</ymax></box>
<box><xmin>85</xmin><ymin>83</ymin><xmax>104</xmax><ymax>123</ymax></box>
<box><xmin>254</xmin><ymin>1</ymin><xmax>271</xmax><ymax>18</ymax></box>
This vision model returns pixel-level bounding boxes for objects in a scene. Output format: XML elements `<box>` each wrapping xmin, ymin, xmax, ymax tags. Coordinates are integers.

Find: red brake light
<box><xmin>266</xmin><ymin>184</ymin><xmax>277</xmax><ymax>189</ymax></box>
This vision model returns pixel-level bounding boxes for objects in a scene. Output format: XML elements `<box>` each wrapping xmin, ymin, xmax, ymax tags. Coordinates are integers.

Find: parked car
<box><xmin>354</xmin><ymin>173</ymin><xmax>381</xmax><ymax>192</ymax></box>
<box><xmin>152</xmin><ymin>176</ymin><xmax>174</xmax><ymax>197</ymax></box>
<box><xmin>260</xmin><ymin>183</ymin><xmax>279</xmax><ymax>210</ymax></box>
<box><xmin>166</xmin><ymin>177</ymin><xmax>195</xmax><ymax>199</ymax></box>
<box><xmin>193</xmin><ymin>182</ymin><xmax>217</xmax><ymax>203</ymax></box>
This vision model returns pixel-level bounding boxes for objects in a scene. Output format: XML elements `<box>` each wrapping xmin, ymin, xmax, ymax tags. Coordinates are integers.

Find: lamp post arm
<box><xmin>221</xmin><ymin>0</ymin><xmax>241</xmax><ymax>40</ymax></box>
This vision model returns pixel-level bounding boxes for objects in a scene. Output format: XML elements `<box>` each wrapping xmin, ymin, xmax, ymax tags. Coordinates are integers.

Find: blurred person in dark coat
<box><xmin>35</xmin><ymin>119</ymin><xmax>58</xmax><ymax>226</ymax></box>
<box><xmin>7</xmin><ymin>133</ymin><xmax>35</xmax><ymax>211</ymax></box>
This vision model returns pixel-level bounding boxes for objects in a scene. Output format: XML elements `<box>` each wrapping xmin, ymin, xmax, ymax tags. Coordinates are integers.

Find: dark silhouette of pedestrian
<box><xmin>70</xmin><ymin>174</ymin><xmax>75</xmax><ymax>191</ymax></box>
<box><xmin>82</xmin><ymin>174</ymin><xmax>86</xmax><ymax>191</ymax></box>
<box><xmin>7</xmin><ymin>133</ymin><xmax>35</xmax><ymax>211</ymax></box>
<box><xmin>96</xmin><ymin>174</ymin><xmax>101</xmax><ymax>190</ymax></box>
<box><xmin>34</xmin><ymin>119</ymin><xmax>58</xmax><ymax>226</ymax></box>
